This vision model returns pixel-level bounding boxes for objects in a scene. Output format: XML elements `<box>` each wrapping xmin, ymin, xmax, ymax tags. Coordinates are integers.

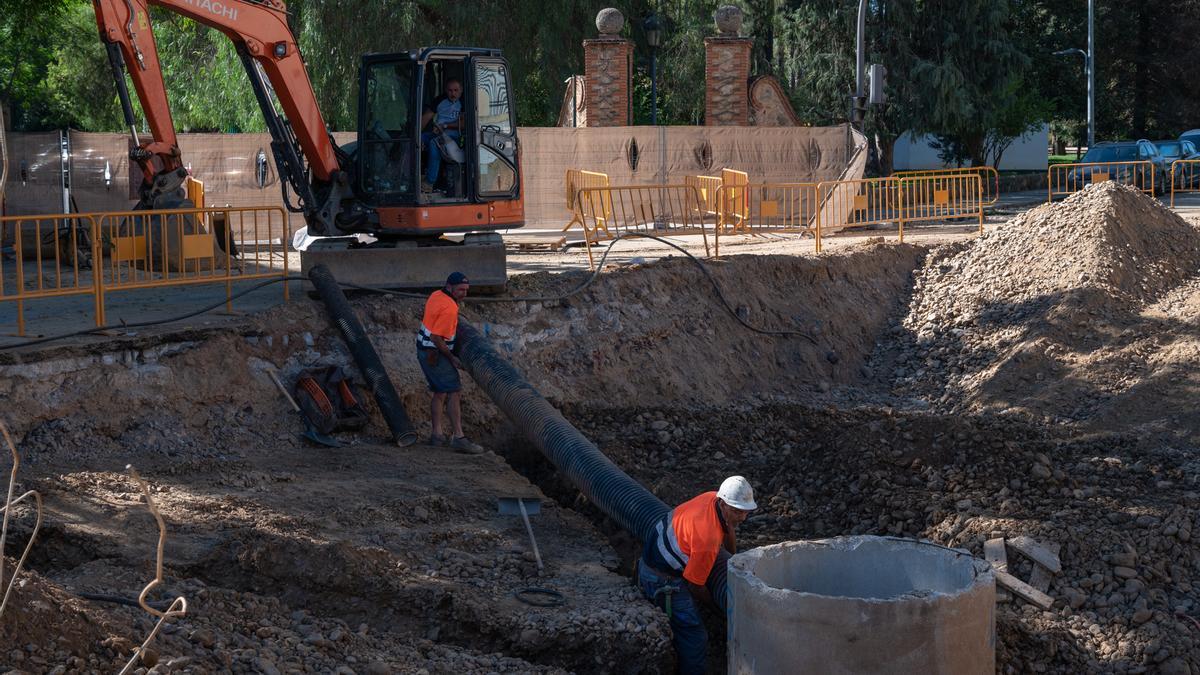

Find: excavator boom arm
<box><xmin>92</xmin><ymin>0</ymin><xmax>342</xmax><ymax>219</ymax></box>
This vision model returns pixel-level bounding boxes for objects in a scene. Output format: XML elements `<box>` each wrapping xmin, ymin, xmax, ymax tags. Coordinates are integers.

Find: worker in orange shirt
<box><xmin>415</xmin><ymin>272</ymin><xmax>484</xmax><ymax>453</ymax></box>
<box><xmin>638</xmin><ymin>476</ymin><xmax>756</xmax><ymax>674</ymax></box>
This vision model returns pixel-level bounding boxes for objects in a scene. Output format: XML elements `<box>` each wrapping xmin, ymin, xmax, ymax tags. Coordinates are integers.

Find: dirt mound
<box><xmin>884</xmin><ymin>183</ymin><xmax>1200</xmax><ymax>429</ymax></box>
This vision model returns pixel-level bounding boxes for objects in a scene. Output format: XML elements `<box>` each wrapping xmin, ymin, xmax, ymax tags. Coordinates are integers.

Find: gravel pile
<box><xmin>882</xmin><ymin>182</ymin><xmax>1200</xmax><ymax>425</ymax></box>
<box><xmin>567</xmin><ymin>402</ymin><xmax>1200</xmax><ymax>674</ymax></box>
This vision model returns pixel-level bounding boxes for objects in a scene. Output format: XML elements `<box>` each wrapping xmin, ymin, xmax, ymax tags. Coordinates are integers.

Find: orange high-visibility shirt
<box><xmin>418</xmin><ymin>290</ymin><xmax>459</xmax><ymax>348</ymax></box>
<box><xmin>652</xmin><ymin>491</ymin><xmax>726</xmax><ymax>585</ymax></box>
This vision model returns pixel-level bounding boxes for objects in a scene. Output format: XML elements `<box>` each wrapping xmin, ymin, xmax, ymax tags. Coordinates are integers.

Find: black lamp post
<box><xmin>643</xmin><ymin>13</ymin><xmax>663</xmax><ymax>126</ymax></box>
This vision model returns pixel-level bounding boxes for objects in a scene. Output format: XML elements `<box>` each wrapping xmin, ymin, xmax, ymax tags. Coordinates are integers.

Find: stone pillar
<box><xmin>705</xmin><ymin>6</ymin><xmax>752</xmax><ymax>126</ymax></box>
<box><xmin>583</xmin><ymin>8</ymin><xmax>632</xmax><ymax>127</ymax></box>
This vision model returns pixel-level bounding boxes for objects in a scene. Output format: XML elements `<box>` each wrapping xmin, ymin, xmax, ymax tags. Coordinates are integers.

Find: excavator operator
<box><xmin>420</xmin><ymin>79</ymin><xmax>464</xmax><ymax>193</ymax></box>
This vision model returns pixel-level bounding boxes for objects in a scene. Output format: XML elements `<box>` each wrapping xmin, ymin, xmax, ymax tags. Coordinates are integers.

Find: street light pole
<box><xmin>643</xmin><ymin>13</ymin><xmax>663</xmax><ymax>126</ymax></box>
<box><xmin>852</xmin><ymin>0</ymin><xmax>867</xmax><ymax>131</ymax></box>
<box><xmin>1087</xmin><ymin>0</ymin><xmax>1095</xmax><ymax>148</ymax></box>
<box><xmin>1054</xmin><ymin>47</ymin><xmax>1092</xmax><ymax>151</ymax></box>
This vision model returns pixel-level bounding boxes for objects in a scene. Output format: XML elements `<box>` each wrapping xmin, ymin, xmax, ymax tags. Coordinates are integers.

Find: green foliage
<box><xmin>2</xmin><ymin>0</ymin><xmax>1197</xmax><ymax>157</ymax></box>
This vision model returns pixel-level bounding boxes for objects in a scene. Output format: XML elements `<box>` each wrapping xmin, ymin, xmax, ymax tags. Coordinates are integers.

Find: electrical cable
<box><xmin>0</xmin><ymin>233</ymin><xmax>818</xmax><ymax>350</ymax></box>
<box><xmin>342</xmin><ymin>233</ymin><xmax>819</xmax><ymax>342</ymax></box>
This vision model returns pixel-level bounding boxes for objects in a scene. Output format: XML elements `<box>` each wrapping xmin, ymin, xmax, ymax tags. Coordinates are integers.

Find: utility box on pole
<box><xmin>868</xmin><ymin>64</ymin><xmax>887</xmax><ymax>106</ymax></box>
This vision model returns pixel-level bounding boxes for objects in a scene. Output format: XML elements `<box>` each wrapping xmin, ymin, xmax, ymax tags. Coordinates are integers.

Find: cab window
<box><xmin>360</xmin><ymin>61</ymin><xmax>416</xmax><ymax>202</ymax></box>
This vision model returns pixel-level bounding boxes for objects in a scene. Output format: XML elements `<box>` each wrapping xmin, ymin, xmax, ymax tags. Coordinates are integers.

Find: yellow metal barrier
<box><xmin>1048</xmin><ymin>160</ymin><xmax>1155</xmax><ymax>201</ymax></box>
<box><xmin>808</xmin><ymin>175</ymin><xmax>984</xmax><ymax>252</ymax></box>
<box><xmin>1</xmin><ymin>205</ymin><xmax>289</xmax><ymax>337</ymax></box>
<box><xmin>894</xmin><ymin>166</ymin><xmax>999</xmax><ymax>205</ymax></box>
<box><xmin>897</xmin><ymin>173</ymin><xmax>985</xmax><ymax>233</ymax></box>
<box><xmin>718</xmin><ymin>169</ymin><xmax>751</xmax><ymax>232</ymax></box>
<box><xmin>711</xmin><ymin>183</ymin><xmax>819</xmax><ymax>256</ymax></box>
<box><xmin>0</xmin><ymin>213</ymin><xmax>102</xmax><ymax>336</ymax></box>
<box><xmin>811</xmin><ymin>177</ymin><xmax>901</xmax><ymax>252</ymax></box>
<box><xmin>1171</xmin><ymin>159</ymin><xmax>1200</xmax><ymax>207</ymax></box>
<box><xmin>563</xmin><ymin>169</ymin><xmax>611</xmax><ymax>232</ymax></box>
<box><xmin>573</xmin><ymin>185</ymin><xmax>711</xmax><ymax>268</ymax></box>
<box><xmin>685</xmin><ymin>175</ymin><xmax>724</xmax><ymax>218</ymax></box>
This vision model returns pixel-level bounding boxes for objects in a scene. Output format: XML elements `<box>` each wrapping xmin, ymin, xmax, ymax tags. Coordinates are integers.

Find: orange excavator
<box><xmin>92</xmin><ymin>0</ymin><xmax>523</xmax><ymax>288</ymax></box>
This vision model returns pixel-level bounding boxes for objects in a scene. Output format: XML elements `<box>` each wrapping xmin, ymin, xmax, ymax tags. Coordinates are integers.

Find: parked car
<box><xmin>1156</xmin><ymin>139</ymin><xmax>1200</xmax><ymax>187</ymax></box>
<box><xmin>1066</xmin><ymin>140</ymin><xmax>1169</xmax><ymax>195</ymax></box>
<box><xmin>1181</xmin><ymin>129</ymin><xmax>1200</xmax><ymax>150</ymax></box>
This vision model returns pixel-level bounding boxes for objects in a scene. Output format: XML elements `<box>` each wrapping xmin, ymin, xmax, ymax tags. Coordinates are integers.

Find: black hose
<box><xmin>307</xmin><ymin>264</ymin><xmax>417</xmax><ymax>447</ymax></box>
<box><xmin>456</xmin><ymin>319</ymin><xmax>732</xmax><ymax>605</ymax></box>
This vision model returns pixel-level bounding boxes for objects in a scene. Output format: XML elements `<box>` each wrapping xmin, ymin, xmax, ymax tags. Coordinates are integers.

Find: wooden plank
<box><xmin>1028</xmin><ymin>542</ymin><xmax>1061</xmax><ymax>593</ymax></box>
<box><xmin>995</xmin><ymin>570</ymin><xmax>1055</xmax><ymax>609</ymax></box>
<box><xmin>984</xmin><ymin>538</ymin><xmax>1008</xmax><ymax>573</ymax></box>
<box><xmin>1007</xmin><ymin>536</ymin><xmax>1062</xmax><ymax>575</ymax></box>
<box><xmin>508</xmin><ymin>235</ymin><xmax>566</xmax><ymax>251</ymax></box>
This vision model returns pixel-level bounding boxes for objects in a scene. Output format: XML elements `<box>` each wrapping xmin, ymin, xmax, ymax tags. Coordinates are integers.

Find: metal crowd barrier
<box><xmin>0</xmin><ymin>213</ymin><xmax>103</xmax><ymax>336</ymax></box>
<box><xmin>563</xmin><ymin>169</ymin><xmax>611</xmax><ymax>232</ymax></box>
<box><xmin>896</xmin><ymin>172</ymin><xmax>986</xmax><ymax>236</ymax></box>
<box><xmin>1048</xmin><ymin>160</ymin><xmax>1155</xmax><ymax>201</ymax></box>
<box><xmin>711</xmin><ymin>183</ymin><xmax>819</xmax><ymax>256</ymax></box>
<box><xmin>573</xmin><ymin>185</ymin><xmax>711</xmax><ymax>268</ymax></box>
<box><xmin>811</xmin><ymin>177</ymin><xmax>900</xmax><ymax>252</ymax></box>
<box><xmin>810</xmin><ymin>174</ymin><xmax>984</xmax><ymax>252</ymax></box>
<box><xmin>894</xmin><ymin>166</ymin><xmax>999</xmax><ymax>205</ymax></box>
<box><xmin>1</xmin><ymin>205</ymin><xmax>289</xmax><ymax>337</ymax></box>
<box><xmin>1171</xmin><ymin>159</ymin><xmax>1200</xmax><ymax>207</ymax></box>
<box><xmin>685</xmin><ymin>175</ymin><xmax>724</xmax><ymax>219</ymax></box>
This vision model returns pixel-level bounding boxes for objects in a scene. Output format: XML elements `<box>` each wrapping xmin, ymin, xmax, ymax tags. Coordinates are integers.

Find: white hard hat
<box><xmin>717</xmin><ymin>475</ymin><xmax>757</xmax><ymax>511</ymax></box>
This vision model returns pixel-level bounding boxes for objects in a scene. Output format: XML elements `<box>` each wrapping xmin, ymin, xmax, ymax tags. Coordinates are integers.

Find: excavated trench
<box><xmin>2</xmin><ymin>192</ymin><xmax>1199</xmax><ymax>674</ymax></box>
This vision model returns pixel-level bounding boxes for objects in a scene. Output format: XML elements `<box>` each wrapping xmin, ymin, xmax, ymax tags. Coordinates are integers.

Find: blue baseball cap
<box><xmin>446</xmin><ymin>272</ymin><xmax>469</xmax><ymax>286</ymax></box>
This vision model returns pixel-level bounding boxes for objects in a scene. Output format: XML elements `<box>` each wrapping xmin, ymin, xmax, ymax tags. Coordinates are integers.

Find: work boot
<box><xmin>450</xmin><ymin>436</ymin><xmax>485</xmax><ymax>454</ymax></box>
<box><xmin>421</xmin><ymin>180</ymin><xmax>435</xmax><ymax>193</ymax></box>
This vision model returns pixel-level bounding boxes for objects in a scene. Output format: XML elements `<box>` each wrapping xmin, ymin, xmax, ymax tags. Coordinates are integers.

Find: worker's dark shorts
<box><xmin>417</xmin><ymin>348</ymin><xmax>461</xmax><ymax>393</ymax></box>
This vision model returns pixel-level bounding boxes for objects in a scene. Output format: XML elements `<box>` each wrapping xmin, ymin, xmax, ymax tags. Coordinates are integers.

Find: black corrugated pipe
<box><xmin>307</xmin><ymin>264</ymin><xmax>418</xmax><ymax>447</ymax></box>
<box><xmin>455</xmin><ymin>319</ymin><xmax>730</xmax><ymax>602</ymax></box>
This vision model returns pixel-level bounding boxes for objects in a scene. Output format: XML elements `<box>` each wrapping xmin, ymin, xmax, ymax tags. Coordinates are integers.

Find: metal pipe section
<box><xmin>307</xmin><ymin>264</ymin><xmax>418</xmax><ymax>447</ymax></box>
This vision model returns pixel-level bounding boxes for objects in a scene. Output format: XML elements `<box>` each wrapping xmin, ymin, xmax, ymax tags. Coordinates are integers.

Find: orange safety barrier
<box><xmin>1</xmin><ymin>205</ymin><xmax>289</xmax><ymax>337</ymax></box>
<box><xmin>895</xmin><ymin>166</ymin><xmax>999</xmax><ymax>206</ymax></box>
<box><xmin>1048</xmin><ymin>161</ymin><xmax>1155</xmax><ymax>201</ymax></box>
<box><xmin>0</xmin><ymin>212</ymin><xmax>103</xmax><ymax>336</ymax></box>
<box><xmin>711</xmin><ymin>183</ymin><xmax>819</xmax><ymax>256</ymax></box>
<box><xmin>1170</xmin><ymin>159</ymin><xmax>1200</xmax><ymax>207</ymax></box>
<box><xmin>573</xmin><ymin>185</ymin><xmax>711</xmax><ymax>268</ymax></box>
<box><xmin>563</xmin><ymin>169</ymin><xmax>610</xmax><ymax>232</ymax></box>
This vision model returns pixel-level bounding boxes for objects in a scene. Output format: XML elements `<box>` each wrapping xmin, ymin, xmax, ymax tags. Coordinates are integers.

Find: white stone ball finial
<box><xmin>596</xmin><ymin>8</ymin><xmax>625</xmax><ymax>36</ymax></box>
<box><xmin>715</xmin><ymin>5</ymin><xmax>743</xmax><ymax>36</ymax></box>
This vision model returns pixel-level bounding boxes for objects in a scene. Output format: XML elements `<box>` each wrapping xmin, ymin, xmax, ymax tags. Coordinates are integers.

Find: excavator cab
<box><xmin>306</xmin><ymin>47</ymin><xmax>524</xmax><ymax>290</ymax></box>
<box><xmin>355</xmin><ymin>48</ymin><xmax>520</xmax><ymax>212</ymax></box>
